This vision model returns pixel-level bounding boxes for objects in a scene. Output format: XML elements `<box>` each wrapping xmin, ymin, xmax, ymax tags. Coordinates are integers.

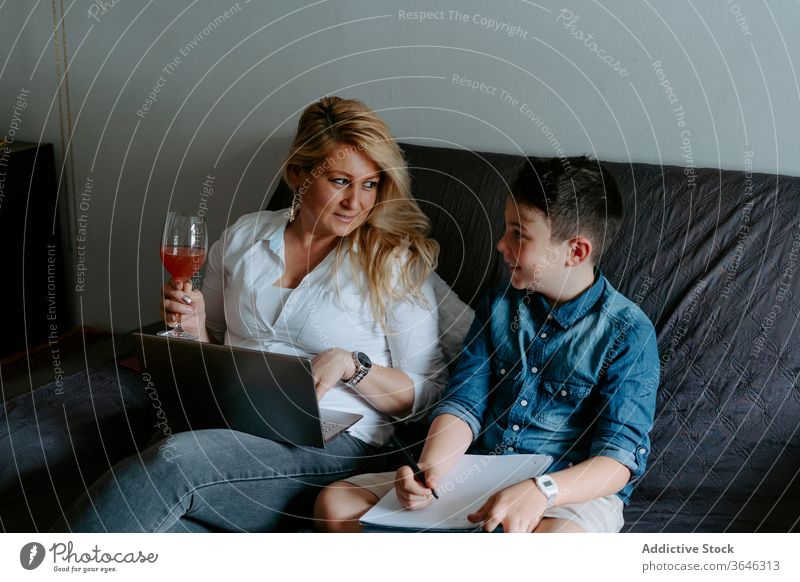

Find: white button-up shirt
<box><xmin>203</xmin><ymin>210</ymin><xmax>447</xmax><ymax>446</ymax></box>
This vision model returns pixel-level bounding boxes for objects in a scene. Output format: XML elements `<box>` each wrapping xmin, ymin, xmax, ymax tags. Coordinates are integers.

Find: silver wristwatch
<box><xmin>533</xmin><ymin>474</ymin><xmax>558</xmax><ymax>509</ymax></box>
<box><xmin>343</xmin><ymin>351</ymin><xmax>372</xmax><ymax>388</ymax></box>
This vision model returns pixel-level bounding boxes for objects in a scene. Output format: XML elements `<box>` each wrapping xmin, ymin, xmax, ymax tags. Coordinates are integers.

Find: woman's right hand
<box><xmin>395</xmin><ymin>466</ymin><xmax>438</xmax><ymax>511</ymax></box>
<box><xmin>160</xmin><ymin>278</ymin><xmax>206</xmax><ymax>338</ymax></box>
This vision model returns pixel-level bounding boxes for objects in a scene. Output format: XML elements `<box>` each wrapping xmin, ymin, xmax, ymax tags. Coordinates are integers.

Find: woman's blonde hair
<box><xmin>282</xmin><ymin>96</ymin><xmax>439</xmax><ymax>324</ymax></box>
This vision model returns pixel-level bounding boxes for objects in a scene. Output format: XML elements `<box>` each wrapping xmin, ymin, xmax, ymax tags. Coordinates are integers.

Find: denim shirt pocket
<box><xmin>531</xmin><ymin>378</ymin><xmax>594</xmax><ymax>431</ymax></box>
<box><xmin>491</xmin><ymin>354</ymin><xmax>524</xmax><ymax>390</ymax></box>
<box><xmin>494</xmin><ymin>355</ymin><xmax>519</xmax><ymax>377</ymax></box>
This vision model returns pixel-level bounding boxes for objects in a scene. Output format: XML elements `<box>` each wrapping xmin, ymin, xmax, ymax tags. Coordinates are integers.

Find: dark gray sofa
<box><xmin>3</xmin><ymin>142</ymin><xmax>798</xmax><ymax>532</ymax></box>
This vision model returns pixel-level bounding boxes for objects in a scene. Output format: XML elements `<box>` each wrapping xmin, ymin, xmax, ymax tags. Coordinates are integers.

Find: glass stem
<box><xmin>174</xmin><ymin>279</ymin><xmax>184</xmax><ymax>331</ymax></box>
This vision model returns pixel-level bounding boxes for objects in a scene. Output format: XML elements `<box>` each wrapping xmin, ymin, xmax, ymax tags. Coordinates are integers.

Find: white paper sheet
<box><xmin>359</xmin><ymin>454</ymin><xmax>553</xmax><ymax>531</ymax></box>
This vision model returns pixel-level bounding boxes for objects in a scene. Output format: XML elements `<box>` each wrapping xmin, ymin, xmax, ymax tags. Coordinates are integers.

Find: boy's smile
<box><xmin>496</xmin><ymin>197</ymin><xmax>597</xmax><ymax>309</ymax></box>
<box><xmin>497</xmin><ymin>199</ymin><xmax>570</xmax><ymax>295</ymax></box>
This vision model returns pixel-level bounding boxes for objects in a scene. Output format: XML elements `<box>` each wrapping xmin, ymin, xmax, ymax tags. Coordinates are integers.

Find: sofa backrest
<box><xmin>267</xmin><ymin>142</ymin><xmax>800</xmax><ymax>530</ymax></box>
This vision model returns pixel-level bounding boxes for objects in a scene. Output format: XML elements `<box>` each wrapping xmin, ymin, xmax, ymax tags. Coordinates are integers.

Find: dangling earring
<box><xmin>288</xmin><ymin>189</ymin><xmax>302</xmax><ymax>222</ymax></box>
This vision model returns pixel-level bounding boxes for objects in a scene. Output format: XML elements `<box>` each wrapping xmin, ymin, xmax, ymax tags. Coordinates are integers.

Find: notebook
<box><xmin>359</xmin><ymin>453</ymin><xmax>552</xmax><ymax>532</ymax></box>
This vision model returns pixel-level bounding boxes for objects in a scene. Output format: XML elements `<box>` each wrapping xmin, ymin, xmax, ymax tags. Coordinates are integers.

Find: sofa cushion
<box><xmin>599</xmin><ymin>161</ymin><xmax>800</xmax><ymax>531</ymax></box>
<box><xmin>0</xmin><ymin>363</ymin><xmax>154</xmax><ymax>531</ymax></box>
<box><xmin>429</xmin><ymin>270</ymin><xmax>475</xmax><ymax>368</ymax></box>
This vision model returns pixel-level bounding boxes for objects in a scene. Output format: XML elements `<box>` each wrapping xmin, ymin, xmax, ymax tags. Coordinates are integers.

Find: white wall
<box><xmin>2</xmin><ymin>0</ymin><xmax>799</xmax><ymax>333</ymax></box>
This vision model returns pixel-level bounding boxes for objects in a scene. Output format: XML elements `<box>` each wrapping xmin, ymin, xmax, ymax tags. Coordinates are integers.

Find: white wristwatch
<box><xmin>533</xmin><ymin>474</ymin><xmax>559</xmax><ymax>509</ymax></box>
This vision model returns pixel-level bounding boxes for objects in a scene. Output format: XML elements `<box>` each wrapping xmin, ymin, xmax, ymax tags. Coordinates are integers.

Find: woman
<box><xmin>56</xmin><ymin>97</ymin><xmax>446</xmax><ymax>532</ymax></box>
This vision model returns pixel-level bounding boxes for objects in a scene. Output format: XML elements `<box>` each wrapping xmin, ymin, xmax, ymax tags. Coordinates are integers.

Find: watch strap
<box><xmin>533</xmin><ymin>474</ymin><xmax>558</xmax><ymax>509</ymax></box>
<box><xmin>344</xmin><ymin>352</ymin><xmax>370</xmax><ymax>388</ymax></box>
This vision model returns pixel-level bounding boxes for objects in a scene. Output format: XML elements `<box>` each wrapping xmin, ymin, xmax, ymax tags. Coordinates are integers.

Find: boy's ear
<box><xmin>567</xmin><ymin>236</ymin><xmax>592</xmax><ymax>267</ymax></box>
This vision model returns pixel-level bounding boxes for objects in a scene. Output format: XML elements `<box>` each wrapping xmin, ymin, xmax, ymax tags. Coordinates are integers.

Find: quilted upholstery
<box><xmin>0</xmin><ymin>364</ymin><xmax>153</xmax><ymax>531</ymax></box>
<box><xmin>270</xmin><ymin>142</ymin><xmax>800</xmax><ymax>532</ymax></box>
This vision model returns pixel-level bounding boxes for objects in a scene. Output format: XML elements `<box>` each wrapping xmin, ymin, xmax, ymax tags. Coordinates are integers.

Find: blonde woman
<box><xmin>56</xmin><ymin>97</ymin><xmax>446</xmax><ymax>532</ymax></box>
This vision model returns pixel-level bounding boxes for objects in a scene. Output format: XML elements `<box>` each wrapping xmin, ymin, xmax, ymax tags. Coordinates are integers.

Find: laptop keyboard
<box><xmin>321</xmin><ymin>420</ymin><xmax>341</xmax><ymax>437</ymax></box>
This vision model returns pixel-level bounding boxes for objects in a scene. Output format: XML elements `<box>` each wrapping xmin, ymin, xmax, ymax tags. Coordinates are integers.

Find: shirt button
<box><xmin>512</xmin><ymin>424</ymin><xmax>520</xmax><ymax>431</ymax></box>
<box><xmin>520</xmin><ymin>399</ymin><xmax>528</xmax><ymax>407</ymax></box>
<box><xmin>500</xmin><ymin>368</ymin><xmax>506</xmax><ymax>375</ymax></box>
<box><xmin>506</xmin><ymin>446</ymin><xmax>514</xmax><ymax>452</ymax></box>
<box><xmin>540</xmin><ymin>332</ymin><xmax>547</xmax><ymax>338</ymax></box>
<box><xmin>639</xmin><ymin>447</ymin><xmax>647</xmax><ymax>455</ymax></box>
<box><xmin>547</xmin><ymin>314</ymin><xmax>553</xmax><ymax>321</ymax></box>
<box><xmin>560</xmin><ymin>390</ymin><xmax>568</xmax><ymax>397</ymax></box>
<box><xmin>530</xmin><ymin>366</ymin><xmax>538</xmax><ymax>373</ymax></box>
<box><xmin>568</xmin><ymin>462</ymin><xmax>574</xmax><ymax>467</ymax></box>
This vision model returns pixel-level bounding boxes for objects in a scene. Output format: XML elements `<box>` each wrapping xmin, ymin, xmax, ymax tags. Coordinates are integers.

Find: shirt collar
<box><xmin>241</xmin><ymin>210</ymin><xmax>290</xmax><ymax>250</ymax></box>
<box><xmin>531</xmin><ymin>269</ymin><xmax>606</xmax><ymax>329</ymax></box>
<box><xmin>265</xmin><ymin>217</ymin><xmax>288</xmax><ymax>255</ymax></box>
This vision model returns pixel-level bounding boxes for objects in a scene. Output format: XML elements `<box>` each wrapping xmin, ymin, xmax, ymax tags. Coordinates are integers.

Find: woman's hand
<box><xmin>160</xmin><ymin>279</ymin><xmax>206</xmax><ymax>338</ymax></box>
<box><xmin>395</xmin><ymin>465</ymin><xmax>439</xmax><ymax>511</ymax></box>
<box><xmin>467</xmin><ymin>479</ymin><xmax>547</xmax><ymax>533</ymax></box>
<box><xmin>310</xmin><ymin>348</ymin><xmax>356</xmax><ymax>401</ymax></box>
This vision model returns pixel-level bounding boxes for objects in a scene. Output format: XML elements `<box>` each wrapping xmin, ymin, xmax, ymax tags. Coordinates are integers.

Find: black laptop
<box><xmin>133</xmin><ymin>333</ymin><xmax>363</xmax><ymax>448</ymax></box>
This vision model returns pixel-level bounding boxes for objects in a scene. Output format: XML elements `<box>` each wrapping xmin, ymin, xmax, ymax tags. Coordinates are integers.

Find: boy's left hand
<box><xmin>467</xmin><ymin>479</ymin><xmax>547</xmax><ymax>533</ymax></box>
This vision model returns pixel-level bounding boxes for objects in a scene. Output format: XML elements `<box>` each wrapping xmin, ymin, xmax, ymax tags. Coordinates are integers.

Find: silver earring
<box><xmin>288</xmin><ymin>190</ymin><xmax>302</xmax><ymax>222</ymax></box>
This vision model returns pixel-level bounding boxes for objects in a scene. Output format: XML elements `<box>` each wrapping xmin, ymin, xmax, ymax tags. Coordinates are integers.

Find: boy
<box><xmin>314</xmin><ymin>156</ymin><xmax>660</xmax><ymax>533</ymax></box>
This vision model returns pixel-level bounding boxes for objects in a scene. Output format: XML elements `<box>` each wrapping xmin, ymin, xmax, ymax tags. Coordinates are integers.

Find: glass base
<box><xmin>157</xmin><ymin>328</ymin><xmax>197</xmax><ymax>340</ymax></box>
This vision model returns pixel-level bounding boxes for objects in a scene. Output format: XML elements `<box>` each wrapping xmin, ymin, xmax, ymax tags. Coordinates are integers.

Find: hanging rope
<box><xmin>51</xmin><ymin>0</ymin><xmax>77</xmax><ymax>249</ymax></box>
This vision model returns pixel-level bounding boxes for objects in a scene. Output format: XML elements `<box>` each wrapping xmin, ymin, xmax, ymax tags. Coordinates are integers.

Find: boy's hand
<box><xmin>467</xmin><ymin>479</ymin><xmax>547</xmax><ymax>533</ymax></box>
<box><xmin>395</xmin><ymin>466</ymin><xmax>438</xmax><ymax>511</ymax></box>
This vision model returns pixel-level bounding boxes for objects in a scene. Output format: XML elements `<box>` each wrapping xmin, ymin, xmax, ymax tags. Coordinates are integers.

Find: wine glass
<box><xmin>158</xmin><ymin>212</ymin><xmax>208</xmax><ymax>339</ymax></box>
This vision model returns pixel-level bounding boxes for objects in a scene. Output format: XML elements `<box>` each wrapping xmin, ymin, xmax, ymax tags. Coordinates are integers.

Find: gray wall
<box><xmin>2</xmin><ymin>0</ymin><xmax>799</xmax><ymax>333</ymax></box>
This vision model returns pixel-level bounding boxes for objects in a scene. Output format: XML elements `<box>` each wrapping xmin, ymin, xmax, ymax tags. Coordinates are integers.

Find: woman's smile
<box><xmin>334</xmin><ymin>212</ymin><xmax>357</xmax><ymax>223</ymax></box>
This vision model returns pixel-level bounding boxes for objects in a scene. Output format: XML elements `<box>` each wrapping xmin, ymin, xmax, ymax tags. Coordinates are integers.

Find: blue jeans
<box><xmin>51</xmin><ymin>429</ymin><xmax>391</xmax><ymax>532</ymax></box>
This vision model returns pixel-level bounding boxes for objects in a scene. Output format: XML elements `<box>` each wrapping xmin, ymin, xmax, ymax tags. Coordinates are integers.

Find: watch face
<box><xmin>356</xmin><ymin>351</ymin><xmax>372</xmax><ymax>368</ymax></box>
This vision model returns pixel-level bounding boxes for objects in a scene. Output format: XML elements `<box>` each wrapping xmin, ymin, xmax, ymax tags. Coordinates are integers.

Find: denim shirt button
<box><xmin>639</xmin><ymin>447</ymin><xmax>647</xmax><ymax>455</ymax></box>
<box><xmin>506</xmin><ymin>446</ymin><xmax>514</xmax><ymax>452</ymax></box>
<box><xmin>500</xmin><ymin>368</ymin><xmax>506</xmax><ymax>375</ymax></box>
<box><xmin>540</xmin><ymin>332</ymin><xmax>547</xmax><ymax>338</ymax></box>
<box><xmin>560</xmin><ymin>389</ymin><xmax>568</xmax><ymax>397</ymax></box>
<box><xmin>512</xmin><ymin>424</ymin><xmax>520</xmax><ymax>431</ymax></box>
<box><xmin>520</xmin><ymin>399</ymin><xmax>528</xmax><ymax>407</ymax></box>
<box><xmin>530</xmin><ymin>366</ymin><xmax>538</xmax><ymax>373</ymax></box>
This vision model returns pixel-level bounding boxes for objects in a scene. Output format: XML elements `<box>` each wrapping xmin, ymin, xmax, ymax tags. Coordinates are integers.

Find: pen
<box><xmin>390</xmin><ymin>435</ymin><xmax>439</xmax><ymax>499</ymax></box>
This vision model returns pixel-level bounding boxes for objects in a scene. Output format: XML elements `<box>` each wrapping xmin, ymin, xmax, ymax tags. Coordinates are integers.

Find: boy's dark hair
<box><xmin>510</xmin><ymin>156</ymin><xmax>623</xmax><ymax>261</ymax></box>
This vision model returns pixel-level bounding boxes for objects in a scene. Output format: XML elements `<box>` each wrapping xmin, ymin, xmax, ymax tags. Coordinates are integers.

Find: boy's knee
<box><xmin>534</xmin><ymin>517</ymin><xmax>586</xmax><ymax>533</ymax></box>
<box><xmin>314</xmin><ymin>481</ymin><xmax>376</xmax><ymax>533</ymax></box>
<box><xmin>314</xmin><ymin>484</ymin><xmax>346</xmax><ymax>532</ymax></box>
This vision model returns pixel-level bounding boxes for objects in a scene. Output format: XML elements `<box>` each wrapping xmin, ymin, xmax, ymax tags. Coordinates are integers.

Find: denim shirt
<box><xmin>432</xmin><ymin>272</ymin><xmax>660</xmax><ymax>504</ymax></box>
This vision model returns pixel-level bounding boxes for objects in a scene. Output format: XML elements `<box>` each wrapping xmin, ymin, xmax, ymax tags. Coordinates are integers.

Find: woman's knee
<box><xmin>314</xmin><ymin>481</ymin><xmax>378</xmax><ymax>533</ymax></box>
<box><xmin>146</xmin><ymin>429</ymin><xmax>226</xmax><ymax>466</ymax></box>
<box><xmin>131</xmin><ymin>430</ymin><xmax>222</xmax><ymax>490</ymax></box>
